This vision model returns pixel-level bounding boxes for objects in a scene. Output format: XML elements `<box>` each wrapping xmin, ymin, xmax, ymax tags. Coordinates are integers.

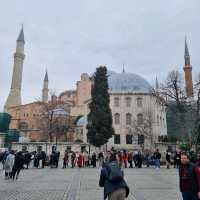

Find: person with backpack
<box><xmin>179</xmin><ymin>152</ymin><xmax>200</xmax><ymax>200</ymax></box>
<box><xmin>99</xmin><ymin>152</ymin><xmax>129</xmax><ymax>200</ymax></box>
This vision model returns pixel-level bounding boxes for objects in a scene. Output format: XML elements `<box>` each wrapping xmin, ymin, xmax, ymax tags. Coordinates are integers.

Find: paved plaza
<box><xmin>0</xmin><ymin>167</ymin><xmax>181</xmax><ymax>200</ymax></box>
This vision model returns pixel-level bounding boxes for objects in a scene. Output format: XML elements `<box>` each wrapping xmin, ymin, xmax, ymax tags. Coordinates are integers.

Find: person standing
<box><xmin>12</xmin><ymin>151</ymin><xmax>24</xmax><ymax>180</ymax></box>
<box><xmin>83</xmin><ymin>151</ymin><xmax>89</xmax><ymax>167</ymax></box>
<box><xmin>137</xmin><ymin>151</ymin><xmax>143</xmax><ymax>168</ymax></box>
<box><xmin>91</xmin><ymin>152</ymin><xmax>97</xmax><ymax>168</ymax></box>
<box><xmin>174</xmin><ymin>150</ymin><xmax>181</xmax><ymax>168</ymax></box>
<box><xmin>179</xmin><ymin>153</ymin><xmax>200</xmax><ymax>200</ymax></box>
<box><xmin>166</xmin><ymin>150</ymin><xmax>171</xmax><ymax>169</ymax></box>
<box><xmin>4</xmin><ymin>150</ymin><xmax>15</xmax><ymax>179</ymax></box>
<box><xmin>122</xmin><ymin>150</ymin><xmax>128</xmax><ymax>168</ymax></box>
<box><xmin>128</xmin><ymin>152</ymin><xmax>133</xmax><ymax>168</ymax></box>
<box><xmin>63</xmin><ymin>151</ymin><xmax>69</xmax><ymax>168</ymax></box>
<box><xmin>98</xmin><ymin>152</ymin><xmax>104</xmax><ymax>167</ymax></box>
<box><xmin>71</xmin><ymin>151</ymin><xmax>76</xmax><ymax>168</ymax></box>
<box><xmin>154</xmin><ymin>149</ymin><xmax>161</xmax><ymax>169</ymax></box>
<box><xmin>99</xmin><ymin>153</ymin><xmax>129</xmax><ymax>200</ymax></box>
<box><xmin>77</xmin><ymin>153</ymin><xmax>84</xmax><ymax>168</ymax></box>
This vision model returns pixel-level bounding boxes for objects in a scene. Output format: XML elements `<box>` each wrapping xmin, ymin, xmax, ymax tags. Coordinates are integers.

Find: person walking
<box><xmin>99</xmin><ymin>152</ymin><xmax>129</xmax><ymax>200</ymax></box>
<box><xmin>179</xmin><ymin>153</ymin><xmax>200</xmax><ymax>200</ymax></box>
<box><xmin>12</xmin><ymin>151</ymin><xmax>24</xmax><ymax>180</ymax></box>
<box><xmin>4</xmin><ymin>150</ymin><xmax>15</xmax><ymax>179</ymax></box>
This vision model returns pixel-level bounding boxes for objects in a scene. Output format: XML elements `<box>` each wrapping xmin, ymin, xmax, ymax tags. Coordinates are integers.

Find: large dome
<box><xmin>108</xmin><ymin>71</ymin><xmax>151</xmax><ymax>93</ymax></box>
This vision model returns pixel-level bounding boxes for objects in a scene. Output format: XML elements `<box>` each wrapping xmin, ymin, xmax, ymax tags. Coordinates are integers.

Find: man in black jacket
<box><xmin>99</xmin><ymin>153</ymin><xmax>129</xmax><ymax>200</ymax></box>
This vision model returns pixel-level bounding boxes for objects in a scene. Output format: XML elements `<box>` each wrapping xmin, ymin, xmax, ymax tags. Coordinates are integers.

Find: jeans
<box><xmin>182</xmin><ymin>192</ymin><xmax>198</xmax><ymax>200</ymax></box>
<box><xmin>155</xmin><ymin>159</ymin><xmax>160</xmax><ymax>168</ymax></box>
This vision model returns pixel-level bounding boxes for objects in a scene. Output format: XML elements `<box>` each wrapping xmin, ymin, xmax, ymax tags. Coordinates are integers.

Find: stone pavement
<box><xmin>0</xmin><ymin>167</ymin><xmax>182</xmax><ymax>200</ymax></box>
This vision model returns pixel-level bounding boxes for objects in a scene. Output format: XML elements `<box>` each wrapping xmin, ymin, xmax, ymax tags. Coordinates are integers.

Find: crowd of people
<box><xmin>1</xmin><ymin>147</ymin><xmax>200</xmax><ymax>199</ymax></box>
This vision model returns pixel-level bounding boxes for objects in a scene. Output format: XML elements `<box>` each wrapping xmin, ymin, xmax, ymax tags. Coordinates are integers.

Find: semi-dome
<box><xmin>76</xmin><ymin>116</ymin><xmax>87</xmax><ymax>126</ymax></box>
<box><xmin>108</xmin><ymin>71</ymin><xmax>151</xmax><ymax>93</ymax></box>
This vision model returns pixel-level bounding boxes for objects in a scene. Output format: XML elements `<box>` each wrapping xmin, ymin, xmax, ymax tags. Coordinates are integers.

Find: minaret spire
<box><xmin>42</xmin><ymin>70</ymin><xmax>49</xmax><ymax>103</ymax></box>
<box><xmin>183</xmin><ymin>37</ymin><xmax>193</xmax><ymax>97</ymax></box>
<box><xmin>184</xmin><ymin>37</ymin><xmax>190</xmax><ymax>66</ymax></box>
<box><xmin>17</xmin><ymin>24</ymin><xmax>25</xmax><ymax>43</ymax></box>
<box><xmin>4</xmin><ymin>26</ymin><xmax>25</xmax><ymax>112</ymax></box>
<box><xmin>122</xmin><ymin>64</ymin><xmax>125</xmax><ymax>73</ymax></box>
<box><xmin>155</xmin><ymin>77</ymin><xmax>159</xmax><ymax>90</ymax></box>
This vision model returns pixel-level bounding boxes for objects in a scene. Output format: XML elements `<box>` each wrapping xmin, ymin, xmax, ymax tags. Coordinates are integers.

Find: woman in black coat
<box><xmin>12</xmin><ymin>151</ymin><xmax>24</xmax><ymax>180</ymax></box>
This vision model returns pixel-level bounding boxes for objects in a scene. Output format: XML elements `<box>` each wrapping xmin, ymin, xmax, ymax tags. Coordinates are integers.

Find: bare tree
<box><xmin>37</xmin><ymin>96</ymin><xmax>72</xmax><ymax>143</ymax></box>
<box><xmin>126</xmin><ymin>110</ymin><xmax>154</xmax><ymax>150</ymax></box>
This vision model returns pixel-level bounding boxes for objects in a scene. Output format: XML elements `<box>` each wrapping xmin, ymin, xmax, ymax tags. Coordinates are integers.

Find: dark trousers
<box><xmin>182</xmin><ymin>192</ymin><xmax>198</xmax><ymax>200</ymax></box>
<box><xmin>129</xmin><ymin>161</ymin><xmax>133</xmax><ymax>168</ymax></box>
<box><xmin>5</xmin><ymin>172</ymin><xmax>12</xmax><ymax>178</ymax></box>
<box><xmin>12</xmin><ymin>168</ymin><xmax>21</xmax><ymax>180</ymax></box>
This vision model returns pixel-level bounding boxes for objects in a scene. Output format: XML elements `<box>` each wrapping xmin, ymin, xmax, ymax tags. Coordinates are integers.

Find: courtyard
<box><xmin>0</xmin><ymin>167</ymin><xmax>181</xmax><ymax>200</ymax></box>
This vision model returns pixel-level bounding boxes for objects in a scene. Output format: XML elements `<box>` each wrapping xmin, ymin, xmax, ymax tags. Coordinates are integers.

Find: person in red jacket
<box><xmin>179</xmin><ymin>152</ymin><xmax>200</xmax><ymax>200</ymax></box>
<box><xmin>122</xmin><ymin>150</ymin><xmax>128</xmax><ymax>168</ymax></box>
<box><xmin>77</xmin><ymin>153</ymin><xmax>84</xmax><ymax>168</ymax></box>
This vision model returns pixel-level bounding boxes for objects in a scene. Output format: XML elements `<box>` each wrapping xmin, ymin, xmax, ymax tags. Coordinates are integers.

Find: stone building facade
<box><xmin>7</xmin><ymin>27</ymin><xmax>198</xmax><ymax>151</ymax></box>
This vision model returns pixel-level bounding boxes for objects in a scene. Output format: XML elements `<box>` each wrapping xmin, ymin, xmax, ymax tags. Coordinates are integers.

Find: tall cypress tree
<box><xmin>87</xmin><ymin>66</ymin><xmax>114</xmax><ymax>147</ymax></box>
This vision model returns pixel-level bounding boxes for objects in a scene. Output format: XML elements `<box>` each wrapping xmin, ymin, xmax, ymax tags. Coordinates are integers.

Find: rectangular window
<box><xmin>137</xmin><ymin>98</ymin><xmax>143</xmax><ymax>107</ymax></box>
<box><xmin>126</xmin><ymin>97</ymin><xmax>131</xmax><ymax>107</ymax></box>
<box><xmin>114</xmin><ymin>134</ymin><xmax>120</xmax><ymax>144</ymax></box>
<box><xmin>126</xmin><ymin>134</ymin><xmax>132</xmax><ymax>144</ymax></box>
<box><xmin>114</xmin><ymin>97</ymin><xmax>120</xmax><ymax>107</ymax></box>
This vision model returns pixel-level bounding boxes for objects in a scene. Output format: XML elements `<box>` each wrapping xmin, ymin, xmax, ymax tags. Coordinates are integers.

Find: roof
<box><xmin>44</xmin><ymin>71</ymin><xmax>48</xmax><ymax>82</ymax></box>
<box><xmin>76</xmin><ymin>116</ymin><xmax>87</xmax><ymax>126</ymax></box>
<box><xmin>108</xmin><ymin>71</ymin><xmax>151</xmax><ymax>93</ymax></box>
<box><xmin>185</xmin><ymin>38</ymin><xmax>190</xmax><ymax>57</ymax></box>
<box><xmin>17</xmin><ymin>25</ymin><xmax>25</xmax><ymax>43</ymax></box>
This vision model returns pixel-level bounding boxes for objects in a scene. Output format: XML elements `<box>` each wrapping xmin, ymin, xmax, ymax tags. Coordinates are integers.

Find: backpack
<box><xmin>107</xmin><ymin>161</ymin><xmax>124</xmax><ymax>182</ymax></box>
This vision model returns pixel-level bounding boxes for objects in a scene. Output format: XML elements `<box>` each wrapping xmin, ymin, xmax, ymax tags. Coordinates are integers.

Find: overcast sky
<box><xmin>0</xmin><ymin>0</ymin><xmax>200</xmax><ymax>111</ymax></box>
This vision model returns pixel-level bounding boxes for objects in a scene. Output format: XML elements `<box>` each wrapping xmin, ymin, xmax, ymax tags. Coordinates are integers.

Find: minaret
<box><xmin>155</xmin><ymin>77</ymin><xmax>159</xmax><ymax>90</ymax></box>
<box><xmin>4</xmin><ymin>26</ymin><xmax>25</xmax><ymax>112</ymax></box>
<box><xmin>183</xmin><ymin>38</ymin><xmax>193</xmax><ymax>97</ymax></box>
<box><xmin>42</xmin><ymin>71</ymin><xmax>49</xmax><ymax>103</ymax></box>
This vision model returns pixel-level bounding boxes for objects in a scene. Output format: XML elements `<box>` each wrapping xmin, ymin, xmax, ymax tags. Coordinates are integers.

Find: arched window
<box><xmin>126</xmin><ymin>97</ymin><xmax>131</xmax><ymax>107</ymax></box>
<box><xmin>114</xmin><ymin>113</ymin><xmax>120</xmax><ymax>125</ymax></box>
<box><xmin>137</xmin><ymin>98</ymin><xmax>143</xmax><ymax>107</ymax></box>
<box><xmin>114</xmin><ymin>97</ymin><xmax>120</xmax><ymax>107</ymax></box>
<box><xmin>137</xmin><ymin>114</ymin><xmax>143</xmax><ymax>125</ymax></box>
<box><xmin>126</xmin><ymin>113</ymin><xmax>132</xmax><ymax>125</ymax></box>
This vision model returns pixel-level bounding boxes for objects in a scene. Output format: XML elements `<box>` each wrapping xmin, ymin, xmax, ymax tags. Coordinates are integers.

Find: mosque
<box><xmin>3</xmin><ymin>27</ymin><xmax>193</xmax><ymax>151</ymax></box>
